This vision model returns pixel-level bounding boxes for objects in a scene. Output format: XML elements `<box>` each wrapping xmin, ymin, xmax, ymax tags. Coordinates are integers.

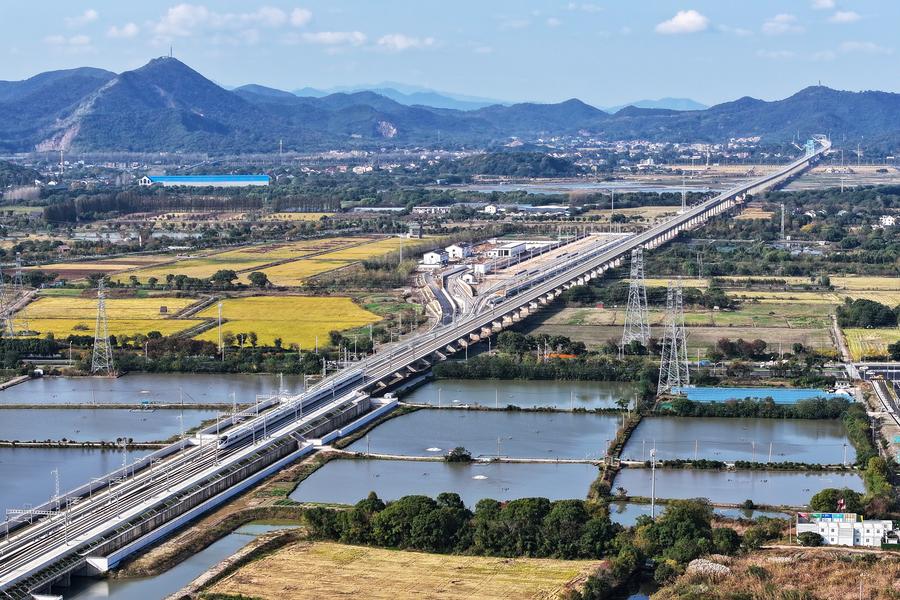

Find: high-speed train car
<box><xmin>218</xmin><ymin>370</ymin><xmax>366</xmax><ymax>449</ymax></box>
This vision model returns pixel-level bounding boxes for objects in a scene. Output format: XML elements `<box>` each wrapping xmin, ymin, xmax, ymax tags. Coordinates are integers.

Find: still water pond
<box><xmin>60</xmin><ymin>524</ymin><xmax>293</xmax><ymax>599</ymax></box>
<box><xmin>608</xmin><ymin>501</ymin><xmax>790</xmax><ymax>527</ymax></box>
<box><xmin>622</xmin><ymin>417</ymin><xmax>854</xmax><ymax>464</ymax></box>
<box><xmin>0</xmin><ymin>373</ymin><xmax>305</xmax><ymax>405</ymax></box>
<box><xmin>0</xmin><ymin>408</ymin><xmax>219</xmax><ymax>442</ymax></box>
<box><xmin>290</xmin><ymin>459</ymin><xmax>599</xmax><ymax>506</ymax></box>
<box><xmin>404</xmin><ymin>379</ymin><xmax>640</xmax><ymax>410</ymax></box>
<box><xmin>348</xmin><ymin>409</ymin><xmax>620</xmax><ymax>459</ymax></box>
<box><xmin>0</xmin><ymin>447</ymin><xmax>152</xmax><ymax>514</ymax></box>
<box><xmin>672</xmin><ymin>386</ymin><xmax>845</xmax><ymax>404</ymax></box>
<box><xmin>612</xmin><ymin>468</ymin><xmax>864</xmax><ymax>506</ymax></box>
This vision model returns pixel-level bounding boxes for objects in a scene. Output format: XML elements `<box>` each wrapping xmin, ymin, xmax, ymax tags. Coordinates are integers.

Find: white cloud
<box><xmin>44</xmin><ymin>34</ymin><xmax>93</xmax><ymax>53</ymax></box>
<box><xmin>718</xmin><ymin>24</ymin><xmax>753</xmax><ymax>37</ymax></box>
<box><xmin>376</xmin><ymin>34</ymin><xmax>435</xmax><ymax>51</ymax></box>
<box><xmin>107</xmin><ymin>23</ymin><xmax>140</xmax><ymax>39</ymax></box>
<box><xmin>840</xmin><ymin>41</ymin><xmax>893</xmax><ymax>55</ymax></box>
<box><xmin>152</xmin><ymin>4</ymin><xmax>292</xmax><ymax>39</ymax></box>
<box><xmin>302</xmin><ymin>31</ymin><xmax>367</xmax><ymax>46</ymax></box>
<box><xmin>762</xmin><ymin>14</ymin><xmax>804</xmax><ymax>35</ymax></box>
<box><xmin>473</xmin><ymin>45</ymin><xmax>493</xmax><ymax>54</ymax></box>
<box><xmin>566</xmin><ymin>3</ymin><xmax>603</xmax><ymax>13</ymax></box>
<box><xmin>290</xmin><ymin>8</ymin><xmax>312</xmax><ymax>27</ymax></box>
<box><xmin>756</xmin><ymin>49</ymin><xmax>796</xmax><ymax>59</ymax></box>
<box><xmin>499</xmin><ymin>18</ymin><xmax>530</xmax><ymax>30</ymax></box>
<box><xmin>811</xmin><ymin>0</ymin><xmax>835</xmax><ymax>9</ymax></box>
<box><xmin>546</xmin><ymin>17</ymin><xmax>562</xmax><ymax>27</ymax></box>
<box><xmin>66</xmin><ymin>9</ymin><xmax>99</xmax><ymax>28</ymax></box>
<box><xmin>655</xmin><ymin>10</ymin><xmax>709</xmax><ymax>35</ymax></box>
<box><xmin>811</xmin><ymin>49</ymin><xmax>836</xmax><ymax>61</ymax></box>
<box><xmin>829</xmin><ymin>11</ymin><xmax>861</xmax><ymax>23</ymax></box>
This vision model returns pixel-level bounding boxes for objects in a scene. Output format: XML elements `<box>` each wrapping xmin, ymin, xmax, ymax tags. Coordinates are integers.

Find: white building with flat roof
<box><xmin>487</xmin><ymin>241</ymin><xmax>526</xmax><ymax>259</ymax></box>
<box><xmin>796</xmin><ymin>513</ymin><xmax>896</xmax><ymax>547</ymax></box>
<box><xmin>421</xmin><ymin>251</ymin><xmax>448</xmax><ymax>267</ymax></box>
<box><xmin>445</xmin><ymin>243</ymin><xmax>472</xmax><ymax>261</ymax></box>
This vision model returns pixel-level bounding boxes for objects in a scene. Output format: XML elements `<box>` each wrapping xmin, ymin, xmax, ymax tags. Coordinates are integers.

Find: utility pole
<box><xmin>650</xmin><ymin>447</ymin><xmax>657</xmax><ymax>519</ymax></box>
<box><xmin>780</xmin><ymin>203</ymin><xmax>786</xmax><ymax>240</ymax></box>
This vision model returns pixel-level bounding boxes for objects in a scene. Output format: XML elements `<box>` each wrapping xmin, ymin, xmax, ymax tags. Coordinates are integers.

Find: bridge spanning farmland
<box><xmin>0</xmin><ymin>138</ymin><xmax>830</xmax><ymax>599</ymax></box>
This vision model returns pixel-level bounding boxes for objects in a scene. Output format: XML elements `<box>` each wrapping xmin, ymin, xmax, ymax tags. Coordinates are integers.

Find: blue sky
<box><xmin>2</xmin><ymin>1</ymin><xmax>897</xmax><ymax>106</ymax></box>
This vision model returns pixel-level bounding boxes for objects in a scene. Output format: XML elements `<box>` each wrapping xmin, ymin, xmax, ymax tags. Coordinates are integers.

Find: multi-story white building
<box><xmin>796</xmin><ymin>513</ymin><xmax>896</xmax><ymax>547</ymax></box>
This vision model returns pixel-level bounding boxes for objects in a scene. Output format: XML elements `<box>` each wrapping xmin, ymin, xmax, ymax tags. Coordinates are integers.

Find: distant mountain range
<box><xmin>1</xmin><ymin>57</ymin><xmax>899</xmax><ymax>153</ymax></box>
<box><xmin>293</xmin><ymin>82</ymin><xmax>504</xmax><ymax>111</ymax></box>
<box><xmin>605</xmin><ymin>97</ymin><xmax>708</xmax><ymax>112</ymax></box>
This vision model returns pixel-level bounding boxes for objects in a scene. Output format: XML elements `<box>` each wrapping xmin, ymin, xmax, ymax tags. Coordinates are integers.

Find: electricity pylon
<box><xmin>621</xmin><ymin>247</ymin><xmax>650</xmax><ymax>353</ymax></box>
<box><xmin>91</xmin><ymin>278</ymin><xmax>116</xmax><ymax>376</ymax></box>
<box><xmin>12</xmin><ymin>252</ymin><xmax>28</xmax><ymax>332</ymax></box>
<box><xmin>657</xmin><ymin>281</ymin><xmax>689</xmax><ymax>394</ymax></box>
<box><xmin>0</xmin><ymin>269</ymin><xmax>14</xmax><ymax>336</ymax></box>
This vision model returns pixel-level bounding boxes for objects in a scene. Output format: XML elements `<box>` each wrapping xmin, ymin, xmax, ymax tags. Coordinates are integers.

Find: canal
<box><xmin>59</xmin><ymin>523</ymin><xmax>294</xmax><ymax>599</ymax></box>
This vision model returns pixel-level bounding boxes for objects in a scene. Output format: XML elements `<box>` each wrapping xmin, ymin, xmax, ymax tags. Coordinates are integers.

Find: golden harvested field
<box><xmin>208</xmin><ymin>541</ymin><xmax>602</xmax><ymax>600</ymax></box>
<box><xmin>116</xmin><ymin>238</ymin><xmax>371</xmax><ymax>283</ymax></box>
<box><xmin>250</xmin><ymin>237</ymin><xmax>408</xmax><ymax>286</ymax></box>
<box><xmin>193</xmin><ymin>295</ymin><xmax>380</xmax><ymax>347</ymax></box>
<box><xmin>260</xmin><ymin>212</ymin><xmax>334</xmax><ymax>221</ymax></box>
<box><xmin>643</xmin><ymin>278</ymin><xmax>709</xmax><ymax>289</ymax></box>
<box><xmin>844</xmin><ymin>328</ymin><xmax>900</xmax><ymax>360</ymax></box>
<box><xmin>28</xmin><ymin>256</ymin><xmax>173</xmax><ymax>280</ymax></box>
<box><xmin>19</xmin><ymin>296</ymin><xmax>199</xmax><ymax>338</ymax></box>
<box><xmin>318</xmin><ymin>237</ymin><xmax>407</xmax><ymax>260</ymax></box>
<box><xmin>244</xmin><ymin>258</ymin><xmax>354</xmax><ymax>286</ymax></box>
<box><xmin>830</xmin><ymin>276</ymin><xmax>900</xmax><ymax>291</ymax></box>
<box><xmin>586</xmin><ymin>206</ymin><xmax>679</xmax><ymax>221</ymax></box>
<box><xmin>733</xmin><ymin>290</ymin><xmax>900</xmax><ymax>306</ymax></box>
<box><xmin>654</xmin><ymin>550</ymin><xmax>900</xmax><ymax>600</ymax></box>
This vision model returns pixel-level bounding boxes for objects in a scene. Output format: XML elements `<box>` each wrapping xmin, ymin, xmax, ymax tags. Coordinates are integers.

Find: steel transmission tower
<box><xmin>621</xmin><ymin>247</ymin><xmax>650</xmax><ymax>352</ymax></box>
<box><xmin>657</xmin><ymin>281</ymin><xmax>689</xmax><ymax>394</ymax></box>
<box><xmin>91</xmin><ymin>278</ymin><xmax>116</xmax><ymax>376</ymax></box>
<box><xmin>10</xmin><ymin>253</ymin><xmax>28</xmax><ymax>333</ymax></box>
<box><xmin>0</xmin><ymin>268</ymin><xmax>14</xmax><ymax>336</ymax></box>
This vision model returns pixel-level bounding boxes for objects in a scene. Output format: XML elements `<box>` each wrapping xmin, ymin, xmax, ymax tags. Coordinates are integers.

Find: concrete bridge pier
<box><xmin>491</xmin><ymin>320</ymin><xmax>503</xmax><ymax>332</ymax></box>
<box><xmin>481</xmin><ymin>326</ymin><xmax>493</xmax><ymax>337</ymax></box>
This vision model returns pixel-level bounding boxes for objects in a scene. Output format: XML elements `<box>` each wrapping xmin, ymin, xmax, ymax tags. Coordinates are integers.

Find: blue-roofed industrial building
<box><xmin>138</xmin><ymin>175</ymin><xmax>269</xmax><ymax>188</ymax></box>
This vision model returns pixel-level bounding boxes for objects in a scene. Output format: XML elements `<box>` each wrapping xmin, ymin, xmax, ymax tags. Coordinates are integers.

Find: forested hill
<box><xmin>2</xmin><ymin>57</ymin><xmax>900</xmax><ymax>153</ymax></box>
<box><xmin>0</xmin><ymin>160</ymin><xmax>40</xmax><ymax>188</ymax></box>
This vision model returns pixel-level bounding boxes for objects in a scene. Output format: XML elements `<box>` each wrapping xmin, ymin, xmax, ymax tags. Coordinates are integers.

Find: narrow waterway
<box><xmin>290</xmin><ymin>459</ymin><xmax>599</xmax><ymax>506</ymax></box>
<box><xmin>347</xmin><ymin>409</ymin><xmax>621</xmax><ymax>459</ymax></box>
<box><xmin>59</xmin><ymin>523</ymin><xmax>294</xmax><ymax>599</ymax></box>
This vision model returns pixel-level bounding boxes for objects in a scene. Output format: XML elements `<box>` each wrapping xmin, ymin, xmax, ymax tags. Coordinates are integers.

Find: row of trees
<box><xmin>663</xmin><ymin>396</ymin><xmax>851</xmax><ymax>422</ymax></box>
<box><xmin>836</xmin><ymin>298</ymin><xmax>898</xmax><ymax>328</ymax></box>
<box><xmin>305</xmin><ymin>493</ymin><xmax>748</xmax><ymax>588</ymax></box>
<box><xmin>305</xmin><ymin>492</ymin><xmax>621</xmax><ymax>558</ymax></box>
